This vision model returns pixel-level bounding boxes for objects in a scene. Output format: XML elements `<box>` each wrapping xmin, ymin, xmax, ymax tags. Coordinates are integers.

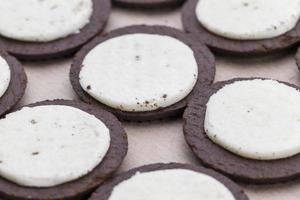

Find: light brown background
<box><xmin>18</xmin><ymin>7</ymin><xmax>300</xmax><ymax>200</ymax></box>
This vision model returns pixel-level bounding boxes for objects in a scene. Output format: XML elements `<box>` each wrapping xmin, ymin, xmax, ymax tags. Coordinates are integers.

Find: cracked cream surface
<box><xmin>0</xmin><ymin>56</ymin><xmax>10</xmax><ymax>98</ymax></box>
<box><xmin>79</xmin><ymin>33</ymin><xmax>198</xmax><ymax>112</ymax></box>
<box><xmin>196</xmin><ymin>0</ymin><xmax>300</xmax><ymax>40</ymax></box>
<box><xmin>0</xmin><ymin>0</ymin><xmax>93</xmax><ymax>42</ymax></box>
<box><xmin>108</xmin><ymin>169</ymin><xmax>235</xmax><ymax>200</ymax></box>
<box><xmin>205</xmin><ymin>79</ymin><xmax>300</xmax><ymax>160</ymax></box>
<box><xmin>0</xmin><ymin>105</ymin><xmax>110</xmax><ymax>187</ymax></box>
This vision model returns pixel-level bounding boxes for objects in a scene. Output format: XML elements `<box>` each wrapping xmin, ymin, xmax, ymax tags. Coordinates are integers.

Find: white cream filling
<box><xmin>0</xmin><ymin>0</ymin><xmax>93</xmax><ymax>42</ymax></box>
<box><xmin>0</xmin><ymin>105</ymin><xmax>110</xmax><ymax>187</ymax></box>
<box><xmin>0</xmin><ymin>56</ymin><xmax>11</xmax><ymax>98</ymax></box>
<box><xmin>205</xmin><ymin>79</ymin><xmax>300</xmax><ymax>160</ymax></box>
<box><xmin>196</xmin><ymin>0</ymin><xmax>300</xmax><ymax>40</ymax></box>
<box><xmin>109</xmin><ymin>169</ymin><xmax>235</xmax><ymax>200</ymax></box>
<box><xmin>79</xmin><ymin>33</ymin><xmax>198</xmax><ymax>112</ymax></box>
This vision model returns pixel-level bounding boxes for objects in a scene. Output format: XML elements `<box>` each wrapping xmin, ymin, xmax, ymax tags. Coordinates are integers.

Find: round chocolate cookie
<box><xmin>113</xmin><ymin>0</ymin><xmax>184</xmax><ymax>9</ymax></box>
<box><xmin>0</xmin><ymin>100</ymin><xmax>127</xmax><ymax>200</ymax></box>
<box><xmin>0</xmin><ymin>0</ymin><xmax>111</xmax><ymax>60</ymax></box>
<box><xmin>70</xmin><ymin>25</ymin><xmax>215</xmax><ymax>121</ymax></box>
<box><xmin>0</xmin><ymin>51</ymin><xmax>27</xmax><ymax>117</ymax></box>
<box><xmin>88</xmin><ymin>163</ymin><xmax>248</xmax><ymax>200</ymax></box>
<box><xmin>182</xmin><ymin>0</ymin><xmax>300</xmax><ymax>56</ymax></box>
<box><xmin>183</xmin><ymin>78</ymin><xmax>300</xmax><ymax>183</ymax></box>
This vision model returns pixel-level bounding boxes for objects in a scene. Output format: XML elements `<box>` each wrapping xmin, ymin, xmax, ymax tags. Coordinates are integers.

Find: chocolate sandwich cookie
<box><xmin>88</xmin><ymin>163</ymin><xmax>248</xmax><ymax>200</ymax></box>
<box><xmin>184</xmin><ymin>78</ymin><xmax>300</xmax><ymax>183</ymax></box>
<box><xmin>182</xmin><ymin>0</ymin><xmax>300</xmax><ymax>56</ymax></box>
<box><xmin>0</xmin><ymin>51</ymin><xmax>26</xmax><ymax>117</ymax></box>
<box><xmin>0</xmin><ymin>0</ymin><xmax>111</xmax><ymax>60</ymax></box>
<box><xmin>70</xmin><ymin>25</ymin><xmax>215</xmax><ymax>121</ymax></box>
<box><xmin>113</xmin><ymin>0</ymin><xmax>184</xmax><ymax>9</ymax></box>
<box><xmin>0</xmin><ymin>100</ymin><xmax>127</xmax><ymax>200</ymax></box>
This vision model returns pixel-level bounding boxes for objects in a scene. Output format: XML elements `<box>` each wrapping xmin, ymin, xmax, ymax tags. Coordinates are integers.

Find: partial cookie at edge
<box><xmin>0</xmin><ymin>100</ymin><xmax>127</xmax><ymax>200</ymax></box>
<box><xmin>0</xmin><ymin>0</ymin><xmax>111</xmax><ymax>60</ymax></box>
<box><xmin>182</xmin><ymin>0</ymin><xmax>300</xmax><ymax>56</ymax></box>
<box><xmin>0</xmin><ymin>51</ymin><xmax>27</xmax><ymax>117</ymax></box>
<box><xmin>183</xmin><ymin>78</ymin><xmax>300</xmax><ymax>183</ymax></box>
<box><xmin>88</xmin><ymin>163</ymin><xmax>248</xmax><ymax>200</ymax></box>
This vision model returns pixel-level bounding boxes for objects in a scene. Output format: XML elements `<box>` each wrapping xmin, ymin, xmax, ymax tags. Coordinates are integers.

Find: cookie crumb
<box><xmin>50</xmin><ymin>5</ymin><xmax>58</xmax><ymax>10</ymax></box>
<box><xmin>135</xmin><ymin>55</ymin><xmax>141</xmax><ymax>61</ymax></box>
<box><xmin>30</xmin><ymin>119</ymin><xmax>37</xmax><ymax>124</ymax></box>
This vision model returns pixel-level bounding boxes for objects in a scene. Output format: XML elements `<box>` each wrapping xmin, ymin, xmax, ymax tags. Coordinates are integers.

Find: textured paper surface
<box><xmin>19</xmin><ymin>7</ymin><xmax>300</xmax><ymax>200</ymax></box>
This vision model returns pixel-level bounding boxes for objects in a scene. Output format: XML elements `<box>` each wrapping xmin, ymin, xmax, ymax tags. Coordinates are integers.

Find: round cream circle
<box><xmin>0</xmin><ymin>105</ymin><xmax>110</xmax><ymax>187</ymax></box>
<box><xmin>79</xmin><ymin>33</ymin><xmax>198</xmax><ymax>112</ymax></box>
<box><xmin>0</xmin><ymin>56</ymin><xmax>11</xmax><ymax>98</ymax></box>
<box><xmin>196</xmin><ymin>0</ymin><xmax>300</xmax><ymax>40</ymax></box>
<box><xmin>0</xmin><ymin>0</ymin><xmax>93</xmax><ymax>42</ymax></box>
<box><xmin>109</xmin><ymin>169</ymin><xmax>235</xmax><ymax>200</ymax></box>
<box><xmin>205</xmin><ymin>79</ymin><xmax>300</xmax><ymax>160</ymax></box>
